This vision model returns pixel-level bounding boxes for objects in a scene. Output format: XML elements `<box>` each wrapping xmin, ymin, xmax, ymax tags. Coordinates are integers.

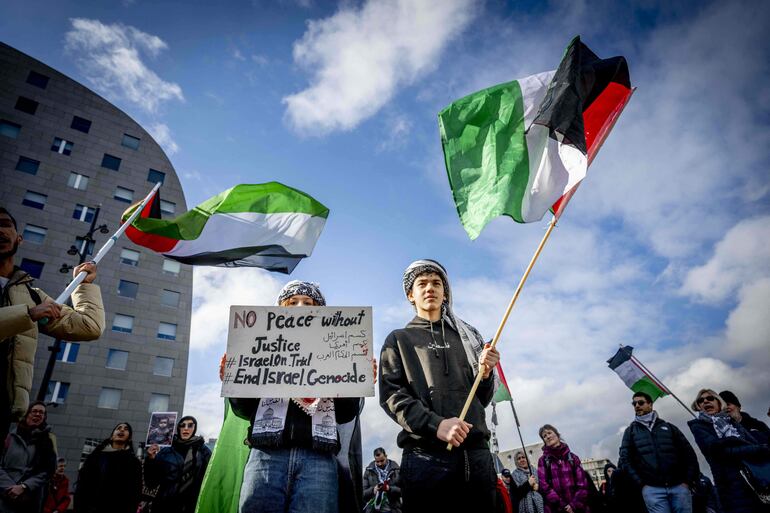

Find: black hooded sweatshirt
<box><xmin>379</xmin><ymin>315</ymin><xmax>494</xmax><ymax>451</ymax></box>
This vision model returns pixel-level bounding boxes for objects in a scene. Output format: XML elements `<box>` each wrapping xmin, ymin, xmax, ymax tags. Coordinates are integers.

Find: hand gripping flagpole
<box><xmin>51</xmin><ymin>182</ymin><xmax>162</xmax><ymax>305</ymax></box>
<box><xmin>447</xmin><ymin>89</ymin><xmax>637</xmax><ymax>451</ymax></box>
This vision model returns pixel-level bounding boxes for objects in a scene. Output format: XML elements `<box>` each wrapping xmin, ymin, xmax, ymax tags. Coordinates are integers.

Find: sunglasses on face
<box><xmin>696</xmin><ymin>395</ymin><xmax>717</xmax><ymax>405</ymax></box>
<box><xmin>631</xmin><ymin>400</ymin><xmax>648</xmax><ymax>406</ymax></box>
<box><xmin>179</xmin><ymin>422</ymin><xmax>195</xmax><ymax>428</ymax></box>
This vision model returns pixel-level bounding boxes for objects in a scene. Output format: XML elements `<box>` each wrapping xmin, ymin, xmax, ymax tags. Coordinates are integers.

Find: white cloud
<box><xmin>183</xmin><ymin>382</ymin><xmax>226</xmax><ymax>440</ymax></box>
<box><xmin>65</xmin><ymin>18</ymin><xmax>184</xmax><ymax>113</ymax></box>
<box><xmin>681</xmin><ymin>216</ymin><xmax>770</xmax><ymax>303</ymax></box>
<box><xmin>724</xmin><ymin>277</ymin><xmax>770</xmax><ymax>364</ymax></box>
<box><xmin>190</xmin><ymin>267</ymin><xmax>284</xmax><ymax>351</ymax></box>
<box><xmin>147</xmin><ymin>122</ymin><xmax>180</xmax><ymax>156</ymax></box>
<box><xmin>283</xmin><ymin>0</ymin><xmax>478</xmax><ymax>135</ymax></box>
<box><xmin>377</xmin><ymin>113</ymin><xmax>412</xmax><ymax>152</ymax></box>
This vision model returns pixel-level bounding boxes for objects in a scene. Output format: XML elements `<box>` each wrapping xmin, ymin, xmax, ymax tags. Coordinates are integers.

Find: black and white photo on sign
<box><xmin>146</xmin><ymin>411</ymin><xmax>178</xmax><ymax>447</ymax></box>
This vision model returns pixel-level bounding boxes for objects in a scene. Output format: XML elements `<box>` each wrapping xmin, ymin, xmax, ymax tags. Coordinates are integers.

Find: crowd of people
<box><xmin>2</xmin><ymin>204</ymin><xmax>769</xmax><ymax>513</ymax></box>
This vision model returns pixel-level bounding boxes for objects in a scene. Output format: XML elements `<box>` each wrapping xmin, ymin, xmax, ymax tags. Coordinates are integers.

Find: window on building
<box><xmin>15</xmin><ymin>96</ymin><xmax>38</xmax><ymax>115</ymax></box>
<box><xmin>15</xmin><ymin>156</ymin><xmax>39</xmax><ymax>175</ymax></box>
<box><xmin>153</xmin><ymin>357</ymin><xmax>174</xmax><ymax>377</ymax></box>
<box><xmin>22</xmin><ymin>224</ymin><xmax>47</xmax><ymax>244</ymax></box>
<box><xmin>120</xmin><ymin>248</ymin><xmax>140</xmax><ymax>266</ymax></box>
<box><xmin>55</xmin><ymin>342</ymin><xmax>80</xmax><ymax>363</ymax></box>
<box><xmin>26</xmin><ymin>70</ymin><xmax>49</xmax><ymax>89</ymax></box>
<box><xmin>20</xmin><ymin>259</ymin><xmax>44</xmax><ymax>279</ymax></box>
<box><xmin>122</xmin><ymin>133</ymin><xmax>140</xmax><ymax>150</ymax></box>
<box><xmin>106</xmin><ymin>349</ymin><xmax>129</xmax><ymax>370</ymax></box>
<box><xmin>67</xmin><ymin>172</ymin><xmax>89</xmax><ymax>190</ymax></box>
<box><xmin>74</xmin><ymin>236</ymin><xmax>95</xmax><ymax>256</ymax></box>
<box><xmin>51</xmin><ymin>137</ymin><xmax>73</xmax><ymax>155</ymax></box>
<box><xmin>73</xmin><ymin>204</ymin><xmax>95</xmax><ymax>222</ymax></box>
<box><xmin>147</xmin><ymin>169</ymin><xmax>165</xmax><ymax>184</ymax></box>
<box><xmin>157</xmin><ymin>322</ymin><xmax>177</xmax><ymax>341</ymax></box>
<box><xmin>101</xmin><ymin>154</ymin><xmax>121</xmax><ymax>171</ymax></box>
<box><xmin>117</xmin><ymin>280</ymin><xmax>139</xmax><ymax>299</ymax></box>
<box><xmin>44</xmin><ymin>381</ymin><xmax>70</xmax><ymax>404</ymax></box>
<box><xmin>162</xmin><ymin>259</ymin><xmax>180</xmax><ymax>276</ymax></box>
<box><xmin>98</xmin><ymin>387</ymin><xmax>122</xmax><ymax>409</ymax></box>
<box><xmin>70</xmin><ymin>116</ymin><xmax>92</xmax><ymax>133</ymax></box>
<box><xmin>160</xmin><ymin>200</ymin><xmax>176</xmax><ymax>216</ymax></box>
<box><xmin>22</xmin><ymin>191</ymin><xmax>47</xmax><ymax>210</ymax></box>
<box><xmin>0</xmin><ymin>120</ymin><xmax>21</xmax><ymax>139</ymax></box>
<box><xmin>114</xmin><ymin>186</ymin><xmax>134</xmax><ymax>203</ymax></box>
<box><xmin>160</xmin><ymin>289</ymin><xmax>180</xmax><ymax>308</ymax></box>
<box><xmin>148</xmin><ymin>393</ymin><xmax>170</xmax><ymax>413</ymax></box>
<box><xmin>112</xmin><ymin>314</ymin><xmax>134</xmax><ymax>334</ymax></box>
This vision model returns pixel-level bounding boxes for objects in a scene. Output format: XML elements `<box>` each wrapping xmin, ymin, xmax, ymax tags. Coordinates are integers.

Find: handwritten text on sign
<box><xmin>221</xmin><ymin>306</ymin><xmax>374</xmax><ymax>398</ymax></box>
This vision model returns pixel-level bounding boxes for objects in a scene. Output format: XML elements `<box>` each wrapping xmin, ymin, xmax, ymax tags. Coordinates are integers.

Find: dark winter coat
<box><xmin>143</xmin><ymin>436</ymin><xmax>211</xmax><ymax>513</ymax></box>
<box><xmin>74</xmin><ymin>447</ymin><xmax>142</xmax><ymax>513</ymax></box>
<box><xmin>618</xmin><ymin>416</ymin><xmax>700</xmax><ymax>488</ymax></box>
<box><xmin>537</xmin><ymin>443</ymin><xmax>592</xmax><ymax>513</ymax></box>
<box><xmin>0</xmin><ymin>423</ymin><xmax>56</xmax><ymax>513</ymax></box>
<box><xmin>362</xmin><ymin>460</ymin><xmax>401</xmax><ymax>513</ymax></box>
<box><xmin>740</xmin><ymin>412</ymin><xmax>770</xmax><ymax>445</ymax></box>
<box><xmin>379</xmin><ymin>316</ymin><xmax>494</xmax><ymax>450</ymax></box>
<box><xmin>688</xmin><ymin>417</ymin><xmax>770</xmax><ymax>513</ymax></box>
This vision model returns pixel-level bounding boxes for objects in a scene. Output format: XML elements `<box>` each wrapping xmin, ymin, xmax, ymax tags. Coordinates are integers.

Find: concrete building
<box><xmin>0</xmin><ymin>42</ymin><xmax>192</xmax><ymax>482</ymax></box>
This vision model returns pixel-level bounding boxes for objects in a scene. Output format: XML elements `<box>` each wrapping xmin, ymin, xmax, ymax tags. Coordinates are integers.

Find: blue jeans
<box><xmin>239</xmin><ymin>446</ymin><xmax>338</xmax><ymax>513</ymax></box>
<box><xmin>642</xmin><ymin>484</ymin><xmax>693</xmax><ymax>513</ymax></box>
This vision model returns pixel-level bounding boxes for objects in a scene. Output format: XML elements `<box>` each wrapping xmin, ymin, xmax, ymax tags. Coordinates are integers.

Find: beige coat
<box><xmin>0</xmin><ymin>268</ymin><xmax>104</xmax><ymax>418</ymax></box>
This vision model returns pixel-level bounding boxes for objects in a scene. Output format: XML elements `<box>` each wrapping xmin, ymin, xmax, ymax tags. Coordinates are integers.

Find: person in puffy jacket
<box><xmin>618</xmin><ymin>391</ymin><xmax>699</xmax><ymax>513</ymax></box>
<box><xmin>144</xmin><ymin>415</ymin><xmax>211</xmax><ymax>513</ymax></box>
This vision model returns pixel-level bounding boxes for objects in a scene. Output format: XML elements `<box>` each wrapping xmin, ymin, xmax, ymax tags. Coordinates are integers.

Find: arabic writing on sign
<box><xmin>318</xmin><ymin>330</ymin><xmax>369</xmax><ymax>361</ymax></box>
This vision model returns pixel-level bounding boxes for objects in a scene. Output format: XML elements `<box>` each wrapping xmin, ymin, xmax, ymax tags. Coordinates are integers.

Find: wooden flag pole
<box><xmin>447</xmin><ymin>216</ymin><xmax>558</xmax><ymax>450</ymax></box>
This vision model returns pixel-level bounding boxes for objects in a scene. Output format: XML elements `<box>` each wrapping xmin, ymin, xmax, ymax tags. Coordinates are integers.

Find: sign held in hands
<box><xmin>222</xmin><ymin>306</ymin><xmax>374</xmax><ymax>398</ymax></box>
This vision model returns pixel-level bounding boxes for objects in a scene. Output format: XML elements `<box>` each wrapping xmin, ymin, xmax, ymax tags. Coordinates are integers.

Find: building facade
<box><xmin>0</xmin><ymin>42</ymin><xmax>192</xmax><ymax>481</ymax></box>
<box><xmin>499</xmin><ymin>443</ymin><xmax>610</xmax><ymax>487</ymax></box>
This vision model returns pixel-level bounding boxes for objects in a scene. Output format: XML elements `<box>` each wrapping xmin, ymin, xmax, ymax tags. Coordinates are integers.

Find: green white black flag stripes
<box><xmin>122</xmin><ymin>183</ymin><xmax>328</xmax><ymax>274</ymax></box>
<box><xmin>607</xmin><ymin>346</ymin><xmax>669</xmax><ymax>401</ymax></box>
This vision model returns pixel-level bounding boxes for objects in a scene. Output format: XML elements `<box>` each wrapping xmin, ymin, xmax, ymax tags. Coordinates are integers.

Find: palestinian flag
<box><xmin>607</xmin><ymin>346</ymin><xmax>669</xmax><ymax>401</ymax></box>
<box><xmin>439</xmin><ymin>36</ymin><xmax>633</xmax><ymax>239</ymax></box>
<box><xmin>122</xmin><ymin>183</ymin><xmax>328</xmax><ymax>274</ymax></box>
<box><xmin>493</xmin><ymin>362</ymin><xmax>513</xmax><ymax>403</ymax></box>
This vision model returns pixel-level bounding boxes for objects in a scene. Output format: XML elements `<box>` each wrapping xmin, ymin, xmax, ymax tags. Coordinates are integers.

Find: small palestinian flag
<box><xmin>439</xmin><ymin>36</ymin><xmax>633</xmax><ymax>239</ymax></box>
<box><xmin>493</xmin><ymin>362</ymin><xmax>513</xmax><ymax>403</ymax></box>
<box><xmin>122</xmin><ymin>183</ymin><xmax>328</xmax><ymax>274</ymax></box>
<box><xmin>607</xmin><ymin>346</ymin><xmax>669</xmax><ymax>401</ymax></box>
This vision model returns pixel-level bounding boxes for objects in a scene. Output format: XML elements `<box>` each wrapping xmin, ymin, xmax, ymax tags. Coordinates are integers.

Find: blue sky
<box><xmin>2</xmin><ymin>0</ymin><xmax>768</xmax><ymax>465</ymax></box>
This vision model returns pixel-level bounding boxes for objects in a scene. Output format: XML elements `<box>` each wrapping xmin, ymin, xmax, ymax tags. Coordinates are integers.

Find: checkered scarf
<box><xmin>277</xmin><ymin>280</ymin><xmax>326</xmax><ymax>306</ymax></box>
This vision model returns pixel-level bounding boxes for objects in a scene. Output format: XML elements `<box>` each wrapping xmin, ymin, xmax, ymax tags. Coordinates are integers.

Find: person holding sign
<box><xmin>229</xmin><ymin>281</ymin><xmax>363</xmax><ymax>513</ymax></box>
<box><xmin>379</xmin><ymin>259</ymin><xmax>500</xmax><ymax>513</ymax></box>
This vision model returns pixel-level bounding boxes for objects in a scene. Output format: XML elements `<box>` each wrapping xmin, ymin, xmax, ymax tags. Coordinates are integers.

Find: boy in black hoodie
<box><xmin>379</xmin><ymin>259</ymin><xmax>500</xmax><ymax>513</ymax></box>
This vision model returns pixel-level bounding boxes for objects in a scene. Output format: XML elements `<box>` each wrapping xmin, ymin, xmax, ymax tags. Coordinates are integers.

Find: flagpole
<box><xmin>627</xmin><ymin>350</ymin><xmax>695</xmax><ymax>418</ymax></box>
<box><xmin>509</xmin><ymin>399</ymin><xmax>533</xmax><ymax>474</ymax></box>
<box><xmin>51</xmin><ymin>182</ymin><xmax>162</xmax><ymax>305</ymax></box>
<box><xmin>447</xmin><ymin>88</ymin><xmax>637</xmax><ymax>451</ymax></box>
<box><xmin>447</xmin><ymin>217</ymin><xmax>557</xmax><ymax>450</ymax></box>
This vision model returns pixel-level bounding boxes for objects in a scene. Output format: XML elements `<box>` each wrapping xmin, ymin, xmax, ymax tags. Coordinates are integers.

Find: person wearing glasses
<box><xmin>688</xmin><ymin>389</ymin><xmax>770</xmax><ymax>513</ymax></box>
<box><xmin>618</xmin><ymin>391</ymin><xmax>699</xmax><ymax>513</ymax></box>
<box><xmin>144</xmin><ymin>416</ymin><xmax>211</xmax><ymax>513</ymax></box>
<box><xmin>0</xmin><ymin>401</ymin><xmax>56</xmax><ymax>512</ymax></box>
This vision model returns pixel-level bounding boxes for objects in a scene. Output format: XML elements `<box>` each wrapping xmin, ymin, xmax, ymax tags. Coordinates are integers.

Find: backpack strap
<box><xmin>25</xmin><ymin>283</ymin><xmax>43</xmax><ymax>306</ymax></box>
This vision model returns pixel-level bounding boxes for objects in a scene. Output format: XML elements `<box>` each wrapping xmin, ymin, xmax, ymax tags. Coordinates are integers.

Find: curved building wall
<box><xmin>0</xmin><ymin>42</ymin><xmax>192</xmax><ymax>479</ymax></box>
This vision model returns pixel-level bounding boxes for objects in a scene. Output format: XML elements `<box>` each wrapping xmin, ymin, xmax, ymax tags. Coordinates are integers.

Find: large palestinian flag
<box><xmin>122</xmin><ymin>183</ymin><xmax>328</xmax><ymax>274</ymax></box>
<box><xmin>439</xmin><ymin>36</ymin><xmax>633</xmax><ymax>239</ymax></box>
<box><xmin>607</xmin><ymin>346</ymin><xmax>669</xmax><ymax>401</ymax></box>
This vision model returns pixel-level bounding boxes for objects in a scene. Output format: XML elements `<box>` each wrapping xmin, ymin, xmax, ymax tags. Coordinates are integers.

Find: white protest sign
<box><xmin>221</xmin><ymin>306</ymin><xmax>374</xmax><ymax>398</ymax></box>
